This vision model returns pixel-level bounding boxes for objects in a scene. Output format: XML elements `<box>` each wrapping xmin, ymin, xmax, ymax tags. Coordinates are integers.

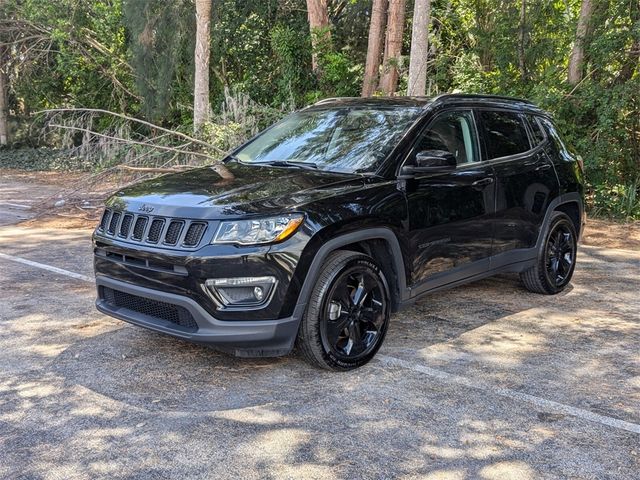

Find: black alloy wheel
<box><xmin>545</xmin><ymin>222</ymin><xmax>576</xmax><ymax>288</ymax></box>
<box><xmin>521</xmin><ymin>211</ymin><xmax>578</xmax><ymax>294</ymax></box>
<box><xmin>321</xmin><ymin>267</ymin><xmax>387</xmax><ymax>361</ymax></box>
<box><xmin>297</xmin><ymin>250</ymin><xmax>391</xmax><ymax>370</ymax></box>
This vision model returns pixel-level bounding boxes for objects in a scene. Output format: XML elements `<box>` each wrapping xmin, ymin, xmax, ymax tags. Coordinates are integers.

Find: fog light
<box><xmin>253</xmin><ymin>286</ymin><xmax>264</xmax><ymax>301</ymax></box>
<box><xmin>205</xmin><ymin>276</ymin><xmax>276</xmax><ymax>308</ymax></box>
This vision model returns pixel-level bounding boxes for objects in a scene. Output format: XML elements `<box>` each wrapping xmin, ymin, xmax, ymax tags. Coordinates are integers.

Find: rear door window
<box><xmin>527</xmin><ymin>116</ymin><xmax>546</xmax><ymax>146</ymax></box>
<box><xmin>479</xmin><ymin>110</ymin><xmax>531</xmax><ymax>159</ymax></box>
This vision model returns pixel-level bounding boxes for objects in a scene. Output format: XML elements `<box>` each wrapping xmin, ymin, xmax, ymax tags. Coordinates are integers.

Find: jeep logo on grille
<box><xmin>138</xmin><ymin>204</ymin><xmax>155</xmax><ymax>213</ymax></box>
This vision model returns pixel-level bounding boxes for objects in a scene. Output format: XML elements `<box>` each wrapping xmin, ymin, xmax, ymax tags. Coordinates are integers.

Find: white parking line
<box><xmin>0</xmin><ymin>252</ymin><xmax>93</xmax><ymax>283</ymax></box>
<box><xmin>0</xmin><ymin>202</ymin><xmax>32</xmax><ymax>209</ymax></box>
<box><xmin>2</xmin><ymin>251</ymin><xmax>639</xmax><ymax>436</ymax></box>
<box><xmin>377</xmin><ymin>354</ymin><xmax>640</xmax><ymax>435</ymax></box>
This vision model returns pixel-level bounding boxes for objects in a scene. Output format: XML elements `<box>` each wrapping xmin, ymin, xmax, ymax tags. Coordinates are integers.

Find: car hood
<box><xmin>106</xmin><ymin>162</ymin><xmax>366</xmax><ymax>219</ymax></box>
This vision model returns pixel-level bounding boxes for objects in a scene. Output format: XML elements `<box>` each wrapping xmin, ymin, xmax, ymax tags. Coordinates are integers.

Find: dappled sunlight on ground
<box><xmin>1</xmin><ymin>222</ymin><xmax>640</xmax><ymax>478</ymax></box>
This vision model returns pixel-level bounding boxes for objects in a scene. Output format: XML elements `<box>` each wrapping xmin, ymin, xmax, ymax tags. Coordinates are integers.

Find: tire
<box><xmin>520</xmin><ymin>211</ymin><xmax>578</xmax><ymax>294</ymax></box>
<box><xmin>296</xmin><ymin>250</ymin><xmax>391</xmax><ymax>371</ymax></box>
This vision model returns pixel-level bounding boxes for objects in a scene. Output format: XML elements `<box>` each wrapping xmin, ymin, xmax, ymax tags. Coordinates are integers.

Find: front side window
<box><xmin>479</xmin><ymin>110</ymin><xmax>531</xmax><ymax>159</ymax></box>
<box><xmin>233</xmin><ymin>107</ymin><xmax>421</xmax><ymax>173</ymax></box>
<box><xmin>412</xmin><ymin>110</ymin><xmax>478</xmax><ymax>165</ymax></box>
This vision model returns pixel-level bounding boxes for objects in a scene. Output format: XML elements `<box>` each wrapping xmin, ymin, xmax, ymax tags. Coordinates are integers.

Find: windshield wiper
<box><xmin>253</xmin><ymin>160</ymin><xmax>319</xmax><ymax>170</ymax></box>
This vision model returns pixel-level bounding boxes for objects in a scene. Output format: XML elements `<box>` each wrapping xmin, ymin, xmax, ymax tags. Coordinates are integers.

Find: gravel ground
<box><xmin>0</xmin><ymin>176</ymin><xmax>639</xmax><ymax>479</ymax></box>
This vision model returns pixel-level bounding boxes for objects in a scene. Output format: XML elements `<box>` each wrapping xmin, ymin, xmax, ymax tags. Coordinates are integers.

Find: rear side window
<box><xmin>479</xmin><ymin>110</ymin><xmax>531</xmax><ymax>159</ymax></box>
<box><xmin>539</xmin><ymin>117</ymin><xmax>569</xmax><ymax>156</ymax></box>
<box><xmin>527</xmin><ymin>116</ymin><xmax>546</xmax><ymax>146</ymax></box>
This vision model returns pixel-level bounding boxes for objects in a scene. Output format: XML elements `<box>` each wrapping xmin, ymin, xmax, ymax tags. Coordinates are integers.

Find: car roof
<box><xmin>307</xmin><ymin>93</ymin><xmax>547</xmax><ymax>115</ymax></box>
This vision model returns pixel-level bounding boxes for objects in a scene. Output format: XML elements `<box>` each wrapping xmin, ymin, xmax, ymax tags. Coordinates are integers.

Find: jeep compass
<box><xmin>93</xmin><ymin>94</ymin><xmax>585</xmax><ymax>370</ymax></box>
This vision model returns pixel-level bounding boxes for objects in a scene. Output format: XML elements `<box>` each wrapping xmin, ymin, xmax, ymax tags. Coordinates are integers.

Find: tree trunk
<box><xmin>518</xmin><ymin>0</ymin><xmax>528</xmax><ymax>82</ymax></box>
<box><xmin>568</xmin><ymin>0</ymin><xmax>594</xmax><ymax>86</ymax></box>
<box><xmin>379</xmin><ymin>0</ymin><xmax>406</xmax><ymax>95</ymax></box>
<box><xmin>362</xmin><ymin>0</ymin><xmax>388</xmax><ymax>96</ymax></box>
<box><xmin>193</xmin><ymin>0</ymin><xmax>212</xmax><ymax>132</ymax></box>
<box><xmin>306</xmin><ymin>0</ymin><xmax>331</xmax><ymax>73</ymax></box>
<box><xmin>0</xmin><ymin>47</ymin><xmax>8</xmax><ymax>146</ymax></box>
<box><xmin>407</xmin><ymin>0</ymin><xmax>431</xmax><ymax>96</ymax></box>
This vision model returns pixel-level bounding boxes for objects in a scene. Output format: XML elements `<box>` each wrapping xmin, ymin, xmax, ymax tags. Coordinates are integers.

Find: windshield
<box><xmin>233</xmin><ymin>107</ymin><xmax>421</xmax><ymax>173</ymax></box>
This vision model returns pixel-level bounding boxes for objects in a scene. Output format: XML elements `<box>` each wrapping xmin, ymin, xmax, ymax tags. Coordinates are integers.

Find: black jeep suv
<box><xmin>94</xmin><ymin>94</ymin><xmax>585</xmax><ymax>370</ymax></box>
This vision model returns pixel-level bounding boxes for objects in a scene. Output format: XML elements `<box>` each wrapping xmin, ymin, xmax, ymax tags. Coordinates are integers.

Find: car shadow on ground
<box><xmin>2</xmin><ymin>251</ymin><xmax>640</xmax><ymax>478</ymax></box>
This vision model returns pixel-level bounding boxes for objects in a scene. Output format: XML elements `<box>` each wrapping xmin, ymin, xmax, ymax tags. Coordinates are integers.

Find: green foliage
<box><xmin>1</xmin><ymin>0</ymin><xmax>638</xmax><ymax>218</ymax></box>
<box><xmin>270</xmin><ymin>24</ymin><xmax>312</xmax><ymax>105</ymax></box>
<box><xmin>0</xmin><ymin>147</ymin><xmax>93</xmax><ymax>171</ymax></box>
<box><xmin>123</xmin><ymin>0</ymin><xmax>194</xmax><ymax>124</ymax></box>
<box><xmin>590</xmin><ymin>180</ymin><xmax>640</xmax><ymax>220</ymax></box>
<box><xmin>2</xmin><ymin>0</ymin><xmax>133</xmax><ymax>113</ymax></box>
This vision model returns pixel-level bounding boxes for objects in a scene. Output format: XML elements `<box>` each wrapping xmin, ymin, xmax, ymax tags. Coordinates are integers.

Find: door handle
<box><xmin>535</xmin><ymin>163</ymin><xmax>552</xmax><ymax>172</ymax></box>
<box><xmin>471</xmin><ymin>177</ymin><xmax>494</xmax><ymax>188</ymax></box>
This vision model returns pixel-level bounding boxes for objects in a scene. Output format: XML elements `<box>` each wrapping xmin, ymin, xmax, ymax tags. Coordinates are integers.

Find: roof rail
<box><xmin>312</xmin><ymin>97</ymin><xmax>344</xmax><ymax>105</ymax></box>
<box><xmin>432</xmin><ymin>93</ymin><xmax>534</xmax><ymax>105</ymax></box>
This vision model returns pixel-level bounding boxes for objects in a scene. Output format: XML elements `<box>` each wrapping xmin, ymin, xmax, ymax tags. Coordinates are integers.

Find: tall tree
<box><xmin>306</xmin><ymin>0</ymin><xmax>331</xmax><ymax>73</ymax></box>
<box><xmin>194</xmin><ymin>0</ymin><xmax>212</xmax><ymax>131</ymax></box>
<box><xmin>362</xmin><ymin>0</ymin><xmax>388</xmax><ymax>96</ymax></box>
<box><xmin>407</xmin><ymin>0</ymin><xmax>431</xmax><ymax>96</ymax></box>
<box><xmin>568</xmin><ymin>0</ymin><xmax>594</xmax><ymax>85</ymax></box>
<box><xmin>0</xmin><ymin>48</ymin><xmax>8</xmax><ymax>145</ymax></box>
<box><xmin>379</xmin><ymin>0</ymin><xmax>406</xmax><ymax>95</ymax></box>
<box><xmin>517</xmin><ymin>0</ymin><xmax>528</xmax><ymax>82</ymax></box>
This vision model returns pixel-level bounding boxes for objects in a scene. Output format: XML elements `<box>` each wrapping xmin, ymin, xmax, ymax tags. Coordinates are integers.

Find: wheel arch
<box><xmin>536</xmin><ymin>193</ymin><xmax>584</xmax><ymax>249</ymax></box>
<box><xmin>291</xmin><ymin>228</ymin><xmax>408</xmax><ymax>321</ymax></box>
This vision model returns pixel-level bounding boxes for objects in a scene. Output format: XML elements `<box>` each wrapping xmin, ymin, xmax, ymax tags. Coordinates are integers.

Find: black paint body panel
<box><xmin>93</xmin><ymin>94</ymin><xmax>585</xmax><ymax>356</ymax></box>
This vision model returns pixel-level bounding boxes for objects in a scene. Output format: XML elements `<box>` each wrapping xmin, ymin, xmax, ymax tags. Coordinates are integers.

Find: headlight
<box><xmin>212</xmin><ymin>215</ymin><xmax>304</xmax><ymax>245</ymax></box>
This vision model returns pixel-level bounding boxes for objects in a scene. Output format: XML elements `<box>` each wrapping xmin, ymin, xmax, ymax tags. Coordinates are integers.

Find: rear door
<box><xmin>403</xmin><ymin>109</ymin><xmax>496</xmax><ymax>291</ymax></box>
<box><xmin>477</xmin><ymin>109</ymin><xmax>559</xmax><ymax>260</ymax></box>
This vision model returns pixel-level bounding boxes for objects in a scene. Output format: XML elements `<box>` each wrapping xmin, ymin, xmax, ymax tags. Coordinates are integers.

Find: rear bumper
<box><xmin>95</xmin><ymin>276</ymin><xmax>300</xmax><ymax>357</ymax></box>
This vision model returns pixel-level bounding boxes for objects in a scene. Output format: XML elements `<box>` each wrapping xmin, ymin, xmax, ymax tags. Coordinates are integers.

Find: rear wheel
<box><xmin>296</xmin><ymin>250</ymin><xmax>391</xmax><ymax>371</ymax></box>
<box><xmin>521</xmin><ymin>211</ymin><xmax>577</xmax><ymax>294</ymax></box>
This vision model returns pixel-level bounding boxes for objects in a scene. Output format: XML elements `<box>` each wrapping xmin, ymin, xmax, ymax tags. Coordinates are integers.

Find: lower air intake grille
<box><xmin>101</xmin><ymin>286</ymin><xmax>198</xmax><ymax>332</ymax></box>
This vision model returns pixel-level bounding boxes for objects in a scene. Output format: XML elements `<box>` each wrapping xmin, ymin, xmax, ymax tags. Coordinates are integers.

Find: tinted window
<box><xmin>539</xmin><ymin>118</ymin><xmax>568</xmax><ymax>153</ymax></box>
<box><xmin>479</xmin><ymin>111</ymin><xmax>531</xmax><ymax>159</ymax></box>
<box><xmin>234</xmin><ymin>107</ymin><xmax>421</xmax><ymax>173</ymax></box>
<box><xmin>414</xmin><ymin>111</ymin><xmax>478</xmax><ymax>164</ymax></box>
<box><xmin>527</xmin><ymin>116</ymin><xmax>546</xmax><ymax>145</ymax></box>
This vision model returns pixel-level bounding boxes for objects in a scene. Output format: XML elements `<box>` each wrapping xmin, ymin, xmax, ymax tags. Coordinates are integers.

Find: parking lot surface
<box><xmin>0</xmin><ymin>181</ymin><xmax>639</xmax><ymax>479</ymax></box>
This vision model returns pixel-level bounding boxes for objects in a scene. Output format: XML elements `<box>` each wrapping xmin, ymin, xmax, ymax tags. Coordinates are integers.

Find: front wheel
<box><xmin>521</xmin><ymin>211</ymin><xmax>578</xmax><ymax>294</ymax></box>
<box><xmin>296</xmin><ymin>250</ymin><xmax>391</xmax><ymax>371</ymax></box>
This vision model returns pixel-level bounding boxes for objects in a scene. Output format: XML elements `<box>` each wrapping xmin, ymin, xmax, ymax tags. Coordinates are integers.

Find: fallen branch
<box><xmin>39</xmin><ymin>108</ymin><xmax>225</xmax><ymax>154</ymax></box>
<box><xmin>117</xmin><ymin>165</ymin><xmax>194</xmax><ymax>173</ymax></box>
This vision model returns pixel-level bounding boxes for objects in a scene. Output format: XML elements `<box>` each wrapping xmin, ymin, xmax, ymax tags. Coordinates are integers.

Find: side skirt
<box><xmin>399</xmin><ymin>249</ymin><xmax>537</xmax><ymax>309</ymax></box>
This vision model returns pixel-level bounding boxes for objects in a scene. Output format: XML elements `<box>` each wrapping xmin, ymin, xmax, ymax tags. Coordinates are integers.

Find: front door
<box><xmin>404</xmin><ymin>109</ymin><xmax>495</xmax><ymax>292</ymax></box>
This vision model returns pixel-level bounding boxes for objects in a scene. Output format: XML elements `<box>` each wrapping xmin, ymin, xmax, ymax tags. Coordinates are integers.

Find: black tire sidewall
<box><xmin>539</xmin><ymin>213</ymin><xmax>578</xmax><ymax>293</ymax></box>
<box><xmin>303</xmin><ymin>253</ymin><xmax>391</xmax><ymax>370</ymax></box>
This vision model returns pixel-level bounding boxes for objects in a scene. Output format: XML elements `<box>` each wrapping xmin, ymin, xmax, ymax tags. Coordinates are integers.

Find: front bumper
<box><xmin>96</xmin><ymin>276</ymin><xmax>300</xmax><ymax>357</ymax></box>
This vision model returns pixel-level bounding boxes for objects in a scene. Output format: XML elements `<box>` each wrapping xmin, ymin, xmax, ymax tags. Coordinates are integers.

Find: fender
<box><xmin>290</xmin><ymin>227</ymin><xmax>408</xmax><ymax>322</ymax></box>
<box><xmin>535</xmin><ymin>192</ymin><xmax>585</xmax><ymax>249</ymax></box>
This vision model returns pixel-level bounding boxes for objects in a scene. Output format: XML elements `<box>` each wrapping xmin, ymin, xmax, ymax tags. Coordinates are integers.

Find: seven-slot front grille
<box><xmin>97</xmin><ymin>208</ymin><xmax>208</xmax><ymax>249</ymax></box>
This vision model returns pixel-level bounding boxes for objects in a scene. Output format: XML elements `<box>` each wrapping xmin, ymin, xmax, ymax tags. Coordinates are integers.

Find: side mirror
<box><xmin>400</xmin><ymin>150</ymin><xmax>457</xmax><ymax>177</ymax></box>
